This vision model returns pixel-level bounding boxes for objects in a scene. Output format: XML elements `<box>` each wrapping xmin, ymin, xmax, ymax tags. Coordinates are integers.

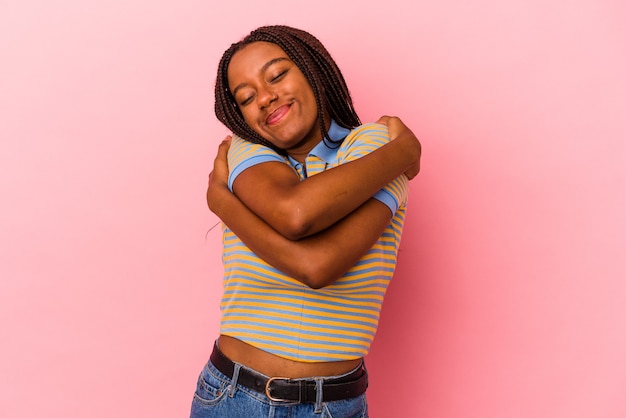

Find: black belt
<box><xmin>209</xmin><ymin>343</ymin><xmax>368</xmax><ymax>403</ymax></box>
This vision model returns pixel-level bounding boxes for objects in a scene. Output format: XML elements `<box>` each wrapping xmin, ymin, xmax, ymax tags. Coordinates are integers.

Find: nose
<box><xmin>258</xmin><ymin>86</ymin><xmax>278</xmax><ymax>109</ymax></box>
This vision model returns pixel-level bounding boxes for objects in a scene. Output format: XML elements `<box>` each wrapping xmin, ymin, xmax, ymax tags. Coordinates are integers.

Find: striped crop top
<box><xmin>220</xmin><ymin>121</ymin><xmax>408</xmax><ymax>362</ymax></box>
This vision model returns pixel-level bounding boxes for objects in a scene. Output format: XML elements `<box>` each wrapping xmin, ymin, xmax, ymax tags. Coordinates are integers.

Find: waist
<box><xmin>210</xmin><ymin>339</ymin><xmax>368</xmax><ymax>403</ymax></box>
<box><xmin>217</xmin><ymin>335</ymin><xmax>362</xmax><ymax>378</ymax></box>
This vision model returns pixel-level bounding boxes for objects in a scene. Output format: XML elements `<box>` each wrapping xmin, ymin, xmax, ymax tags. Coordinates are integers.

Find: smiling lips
<box><xmin>266</xmin><ymin>104</ymin><xmax>291</xmax><ymax>126</ymax></box>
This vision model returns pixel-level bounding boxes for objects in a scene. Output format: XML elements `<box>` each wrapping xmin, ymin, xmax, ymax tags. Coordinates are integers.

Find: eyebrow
<box><xmin>231</xmin><ymin>57</ymin><xmax>290</xmax><ymax>98</ymax></box>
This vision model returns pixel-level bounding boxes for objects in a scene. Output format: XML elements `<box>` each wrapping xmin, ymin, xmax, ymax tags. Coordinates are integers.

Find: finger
<box><xmin>216</xmin><ymin>139</ymin><xmax>231</xmax><ymax>156</ymax></box>
<box><xmin>376</xmin><ymin>115</ymin><xmax>390</xmax><ymax>125</ymax></box>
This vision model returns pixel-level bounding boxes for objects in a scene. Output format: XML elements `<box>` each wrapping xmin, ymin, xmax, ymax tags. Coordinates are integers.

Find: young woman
<box><xmin>191</xmin><ymin>25</ymin><xmax>421</xmax><ymax>417</ymax></box>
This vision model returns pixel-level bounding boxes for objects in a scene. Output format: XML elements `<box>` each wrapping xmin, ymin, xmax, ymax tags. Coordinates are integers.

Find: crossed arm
<box><xmin>207</xmin><ymin>116</ymin><xmax>421</xmax><ymax>288</ymax></box>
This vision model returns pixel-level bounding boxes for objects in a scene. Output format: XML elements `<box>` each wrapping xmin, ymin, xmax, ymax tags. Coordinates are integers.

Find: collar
<box><xmin>287</xmin><ymin>120</ymin><xmax>351</xmax><ymax>166</ymax></box>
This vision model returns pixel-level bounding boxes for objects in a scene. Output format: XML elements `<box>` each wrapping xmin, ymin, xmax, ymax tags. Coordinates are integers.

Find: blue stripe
<box><xmin>220</xmin><ymin>315</ymin><xmax>377</xmax><ymax>336</ymax></box>
<box><xmin>222</xmin><ymin>298</ymin><xmax>381</xmax><ymax>321</ymax></box>
<box><xmin>222</xmin><ymin>288</ymin><xmax>384</xmax><ymax>307</ymax></box>
<box><xmin>221</xmin><ymin>320</ymin><xmax>375</xmax><ymax>340</ymax></box>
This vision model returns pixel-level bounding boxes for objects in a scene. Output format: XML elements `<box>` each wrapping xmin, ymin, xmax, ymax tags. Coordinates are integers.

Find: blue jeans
<box><xmin>189</xmin><ymin>359</ymin><xmax>369</xmax><ymax>418</ymax></box>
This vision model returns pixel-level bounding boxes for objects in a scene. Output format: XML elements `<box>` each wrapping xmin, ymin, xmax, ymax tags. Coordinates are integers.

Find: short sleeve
<box><xmin>227</xmin><ymin>135</ymin><xmax>288</xmax><ymax>191</ymax></box>
<box><xmin>337</xmin><ymin>123</ymin><xmax>409</xmax><ymax>214</ymax></box>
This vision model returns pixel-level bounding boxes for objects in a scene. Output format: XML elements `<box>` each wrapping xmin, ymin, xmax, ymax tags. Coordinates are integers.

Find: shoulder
<box><xmin>345</xmin><ymin>123</ymin><xmax>390</xmax><ymax>143</ymax></box>
<box><xmin>228</xmin><ymin>135</ymin><xmax>283</xmax><ymax>161</ymax></box>
<box><xmin>227</xmin><ymin>135</ymin><xmax>288</xmax><ymax>190</ymax></box>
<box><xmin>338</xmin><ymin>123</ymin><xmax>391</xmax><ymax>159</ymax></box>
<box><xmin>341</xmin><ymin>123</ymin><xmax>391</xmax><ymax>150</ymax></box>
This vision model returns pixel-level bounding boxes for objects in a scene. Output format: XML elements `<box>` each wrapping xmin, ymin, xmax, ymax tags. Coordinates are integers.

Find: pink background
<box><xmin>1</xmin><ymin>0</ymin><xmax>625</xmax><ymax>417</ymax></box>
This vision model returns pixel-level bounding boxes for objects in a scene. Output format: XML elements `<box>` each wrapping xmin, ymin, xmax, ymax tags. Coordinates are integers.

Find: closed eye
<box><xmin>270</xmin><ymin>69</ymin><xmax>288</xmax><ymax>83</ymax></box>
<box><xmin>237</xmin><ymin>68</ymin><xmax>288</xmax><ymax>106</ymax></box>
<box><xmin>239</xmin><ymin>95</ymin><xmax>254</xmax><ymax>106</ymax></box>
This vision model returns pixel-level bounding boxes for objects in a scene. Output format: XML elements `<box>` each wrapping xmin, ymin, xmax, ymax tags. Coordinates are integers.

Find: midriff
<box><xmin>218</xmin><ymin>335</ymin><xmax>363</xmax><ymax>378</ymax></box>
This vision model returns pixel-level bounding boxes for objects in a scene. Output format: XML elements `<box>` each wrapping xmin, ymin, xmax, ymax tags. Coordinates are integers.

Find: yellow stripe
<box><xmin>223</xmin><ymin>284</ymin><xmax>384</xmax><ymax>307</ymax></box>
<box><xmin>220</xmin><ymin>323</ymin><xmax>371</xmax><ymax>346</ymax></box>
<box><xmin>225</xmin><ymin>295</ymin><xmax>383</xmax><ymax>312</ymax></box>
<box><xmin>220</xmin><ymin>300</ymin><xmax>381</xmax><ymax>323</ymax></box>
<box><xmin>220</xmin><ymin>308</ymin><xmax>378</xmax><ymax>332</ymax></box>
<box><xmin>221</xmin><ymin>332</ymin><xmax>369</xmax><ymax>356</ymax></box>
<box><xmin>221</xmin><ymin>315</ymin><xmax>373</xmax><ymax>338</ymax></box>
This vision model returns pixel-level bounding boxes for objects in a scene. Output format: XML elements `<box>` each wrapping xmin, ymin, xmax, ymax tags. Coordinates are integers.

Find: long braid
<box><xmin>214</xmin><ymin>25</ymin><xmax>361</xmax><ymax>152</ymax></box>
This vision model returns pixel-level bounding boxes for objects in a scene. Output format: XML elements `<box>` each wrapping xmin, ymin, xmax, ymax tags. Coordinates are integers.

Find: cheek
<box><xmin>302</xmin><ymin>89</ymin><xmax>318</xmax><ymax>117</ymax></box>
<box><xmin>239</xmin><ymin>109</ymin><xmax>258</xmax><ymax>128</ymax></box>
<box><xmin>240</xmin><ymin>111</ymin><xmax>271</xmax><ymax>139</ymax></box>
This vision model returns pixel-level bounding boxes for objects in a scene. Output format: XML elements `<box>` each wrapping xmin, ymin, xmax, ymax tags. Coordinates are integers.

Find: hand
<box><xmin>376</xmin><ymin>115</ymin><xmax>421</xmax><ymax>179</ymax></box>
<box><xmin>206</xmin><ymin>135</ymin><xmax>232</xmax><ymax>212</ymax></box>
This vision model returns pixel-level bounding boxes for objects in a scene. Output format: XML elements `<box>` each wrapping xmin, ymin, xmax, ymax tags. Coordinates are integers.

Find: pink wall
<box><xmin>1</xmin><ymin>0</ymin><xmax>625</xmax><ymax>417</ymax></box>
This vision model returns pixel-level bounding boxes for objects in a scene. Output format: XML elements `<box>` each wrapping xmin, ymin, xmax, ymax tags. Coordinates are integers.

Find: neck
<box><xmin>288</xmin><ymin>146</ymin><xmax>316</xmax><ymax>163</ymax></box>
<box><xmin>287</xmin><ymin>116</ymin><xmax>331</xmax><ymax>163</ymax></box>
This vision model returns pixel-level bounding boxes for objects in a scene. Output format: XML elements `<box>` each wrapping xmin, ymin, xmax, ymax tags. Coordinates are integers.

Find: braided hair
<box><xmin>214</xmin><ymin>25</ymin><xmax>361</xmax><ymax>154</ymax></box>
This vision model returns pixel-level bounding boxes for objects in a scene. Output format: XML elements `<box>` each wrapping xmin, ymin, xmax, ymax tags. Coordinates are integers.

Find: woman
<box><xmin>192</xmin><ymin>25</ymin><xmax>421</xmax><ymax>417</ymax></box>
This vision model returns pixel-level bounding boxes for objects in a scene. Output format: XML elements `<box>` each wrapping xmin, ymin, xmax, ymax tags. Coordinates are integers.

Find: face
<box><xmin>227</xmin><ymin>41</ymin><xmax>324</xmax><ymax>157</ymax></box>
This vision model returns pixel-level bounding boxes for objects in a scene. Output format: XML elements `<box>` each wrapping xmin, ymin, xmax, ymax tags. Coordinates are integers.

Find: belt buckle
<box><xmin>265</xmin><ymin>376</ymin><xmax>292</xmax><ymax>402</ymax></box>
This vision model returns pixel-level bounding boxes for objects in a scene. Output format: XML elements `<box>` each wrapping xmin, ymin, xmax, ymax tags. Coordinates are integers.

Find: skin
<box><xmin>208</xmin><ymin>137</ymin><xmax>392</xmax><ymax>288</ymax></box>
<box><xmin>223</xmin><ymin>42</ymin><xmax>420</xmax><ymax>240</ymax></box>
<box><xmin>208</xmin><ymin>41</ymin><xmax>421</xmax><ymax>378</ymax></box>
<box><xmin>228</xmin><ymin>41</ymin><xmax>322</xmax><ymax>161</ymax></box>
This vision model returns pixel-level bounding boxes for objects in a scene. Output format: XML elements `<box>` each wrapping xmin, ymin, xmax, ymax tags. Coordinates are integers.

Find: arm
<box><xmin>231</xmin><ymin>116</ymin><xmax>420</xmax><ymax>240</ymax></box>
<box><xmin>207</xmin><ymin>140</ymin><xmax>393</xmax><ymax>289</ymax></box>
